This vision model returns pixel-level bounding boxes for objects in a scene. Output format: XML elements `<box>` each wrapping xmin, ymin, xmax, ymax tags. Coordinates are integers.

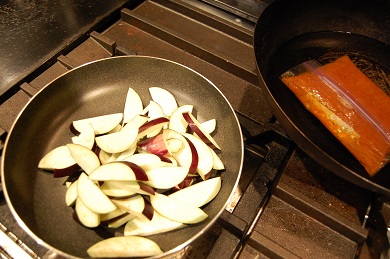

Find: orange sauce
<box><xmin>282</xmin><ymin>55</ymin><xmax>390</xmax><ymax>176</ymax></box>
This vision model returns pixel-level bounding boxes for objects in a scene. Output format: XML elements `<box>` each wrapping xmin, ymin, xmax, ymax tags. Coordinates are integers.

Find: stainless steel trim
<box><xmin>0</xmin><ymin>223</ymin><xmax>39</xmax><ymax>259</ymax></box>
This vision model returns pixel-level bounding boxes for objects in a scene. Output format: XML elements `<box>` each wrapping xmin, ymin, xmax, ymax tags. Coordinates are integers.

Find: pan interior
<box><xmin>264</xmin><ymin>31</ymin><xmax>390</xmax><ymax>188</ymax></box>
<box><xmin>1</xmin><ymin>56</ymin><xmax>243</xmax><ymax>258</ymax></box>
<box><xmin>266</xmin><ymin>31</ymin><xmax>390</xmax><ymax>182</ymax></box>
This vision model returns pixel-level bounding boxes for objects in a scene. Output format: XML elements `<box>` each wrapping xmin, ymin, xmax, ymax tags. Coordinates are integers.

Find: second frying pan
<box><xmin>254</xmin><ymin>0</ymin><xmax>390</xmax><ymax>195</ymax></box>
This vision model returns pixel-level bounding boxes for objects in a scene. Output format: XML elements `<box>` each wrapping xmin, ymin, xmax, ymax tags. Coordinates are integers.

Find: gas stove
<box><xmin>0</xmin><ymin>0</ymin><xmax>389</xmax><ymax>258</ymax></box>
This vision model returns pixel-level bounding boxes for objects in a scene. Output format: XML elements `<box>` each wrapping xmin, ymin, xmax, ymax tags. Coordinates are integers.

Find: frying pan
<box><xmin>254</xmin><ymin>0</ymin><xmax>390</xmax><ymax>195</ymax></box>
<box><xmin>1</xmin><ymin>56</ymin><xmax>243</xmax><ymax>258</ymax></box>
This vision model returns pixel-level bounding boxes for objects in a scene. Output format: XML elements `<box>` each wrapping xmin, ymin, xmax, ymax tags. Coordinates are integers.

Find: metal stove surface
<box><xmin>0</xmin><ymin>0</ymin><xmax>389</xmax><ymax>258</ymax></box>
<box><xmin>0</xmin><ymin>0</ymin><xmax>140</xmax><ymax>101</ymax></box>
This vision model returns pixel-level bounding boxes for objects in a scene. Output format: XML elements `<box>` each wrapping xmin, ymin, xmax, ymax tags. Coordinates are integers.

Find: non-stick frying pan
<box><xmin>254</xmin><ymin>0</ymin><xmax>390</xmax><ymax>195</ymax></box>
<box><xmin>1</xmin><ymin>56</ymin><xmax>243</xmax><ymax>258</ymax></box>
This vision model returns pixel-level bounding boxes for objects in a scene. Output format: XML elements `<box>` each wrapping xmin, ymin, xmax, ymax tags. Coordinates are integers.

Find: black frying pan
<box><xmin>1</xmin><ymin>56</ymin><xmax>243</xmax><ymax>258</ymax></box>
<box><xmin>254</xmin><ymin>0</ymin><xmax>390</xmax><ymax>195</ymax></box>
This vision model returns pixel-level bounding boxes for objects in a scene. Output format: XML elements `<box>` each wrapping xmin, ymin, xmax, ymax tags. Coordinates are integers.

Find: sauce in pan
<box><xmin>281</xmin><ymin>55</ymin><xmax>390</xmax><ymax>176</ymax></box>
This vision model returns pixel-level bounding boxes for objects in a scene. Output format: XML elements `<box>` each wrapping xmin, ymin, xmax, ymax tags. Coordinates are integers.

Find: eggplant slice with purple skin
<box><xmin>1</xmin><ymin>56</ymin><xmax>243</xmax><ymax>258</ymax></box>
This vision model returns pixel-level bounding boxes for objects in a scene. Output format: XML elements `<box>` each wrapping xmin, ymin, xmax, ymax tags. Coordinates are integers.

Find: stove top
<box><xmin>0</xmin><ymin>0</ymin><xmax>137</xmax><ymax>101</ymax></box>
<box><xmin>1</xmin><ymin>0</ymin><xmax>389</xmax><ymax>258</ymax></box>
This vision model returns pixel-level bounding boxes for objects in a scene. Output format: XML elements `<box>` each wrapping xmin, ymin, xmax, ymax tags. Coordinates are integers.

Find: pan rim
<box><xmin>1</xmin><ymin>55</ymin><xmax>244</xmax><ymax>258</ymax></box>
